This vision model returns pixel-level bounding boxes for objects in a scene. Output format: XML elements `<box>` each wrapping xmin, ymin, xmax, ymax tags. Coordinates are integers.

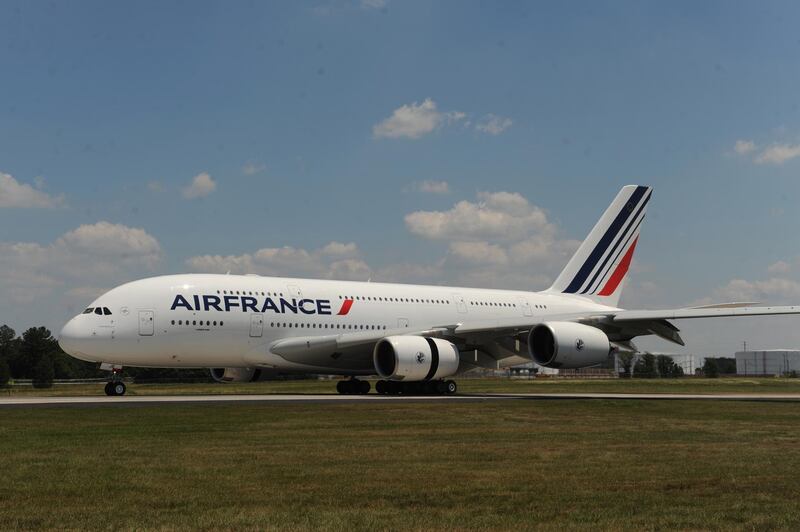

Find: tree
<box><xmin>0</xmin><ymin>357</ymin><xmax>10</xmax><ymax>388</ymax></box>
<box><xmin>634</xmin><ymin>353</ymin><xmax>657</xmax><ymax>378</ymax></box>
<box><xmin>655</xmin><ymin>355</ymin><xmax>684</xmax><ymax>378</ymax></box>
<box><xmin>32</xmin><ymin>355</ymin><xmax>54</xmax><ymax>388</ymax></box>
<box><xmin>13</xmin><ymin>327</ymin><xmax>56</xmax><ymax>379</ymax></box>
<box><xmin>703</xmin><ymin>358</ymin><xmax>719</xmax><ymax>378</ymax></box>
<box><xmin>0</xmin><ymin>325</ymin><xmax>15</xmax><ymax>357</ymax></box>
<box><xmin>617</xmin><ymin>352</ymin><xmax>635</xmax><ymax>378</ymax></box>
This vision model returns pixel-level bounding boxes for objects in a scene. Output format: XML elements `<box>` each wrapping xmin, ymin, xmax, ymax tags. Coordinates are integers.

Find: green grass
<box><xmin>4</xmin><ymin>376</ymin><xmax>800</xmax><ymax>397</ymax></box>
<box><xmin>1</xmin><ymin>400</ymin><xmax>800</xmax><ymax>530</ymax></box>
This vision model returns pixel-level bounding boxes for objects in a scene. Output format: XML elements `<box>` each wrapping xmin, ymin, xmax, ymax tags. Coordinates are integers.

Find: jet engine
<box><xmin>373</xmin><ymin>336</ymin><xmax>459</xmax><ymax>381</ymax></box>
<box><xmin>528</xmin><ymin>321</ymin><xmax>611</xmax><ymax>369</ymax></box>
<box><xmin>210</xmin><ymin>367</ymin><xmax>266</xmax><ymax>383</ymax></box>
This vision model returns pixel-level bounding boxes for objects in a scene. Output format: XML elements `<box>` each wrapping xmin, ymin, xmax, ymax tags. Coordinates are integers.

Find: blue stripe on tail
<box><xmin>562</xmin><ymin>185</ymin><xmax>649</xmax><ymax>294</ymax></box>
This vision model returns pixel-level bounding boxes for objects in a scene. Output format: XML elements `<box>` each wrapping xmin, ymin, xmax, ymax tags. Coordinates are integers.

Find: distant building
<box><xmin>735</xmin><ymin>350</ymin><xmax>800</xmax><ymax>376</ymax></box>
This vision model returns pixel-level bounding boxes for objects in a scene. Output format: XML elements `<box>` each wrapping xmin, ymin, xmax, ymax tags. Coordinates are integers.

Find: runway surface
<box><xmin>3</xmin><ymin>392</ymin><xmax>800</xmax><ymax>407</ymax></box>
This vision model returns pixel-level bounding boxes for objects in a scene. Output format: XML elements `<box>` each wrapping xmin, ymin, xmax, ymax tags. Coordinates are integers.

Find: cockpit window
<box><xmin>94</xmin><ymin>308</ymin><xmax>103</xmax><ymax>315</ymax></box>
<box><xmin>103</xmin><ymin>307</ymin><xmax>112</xmax><ymax>315</ymax></box>
<box><xmin>83</xmin><ymin>308</ymin><xmax>94</xmax><ymax>314</ymax></box>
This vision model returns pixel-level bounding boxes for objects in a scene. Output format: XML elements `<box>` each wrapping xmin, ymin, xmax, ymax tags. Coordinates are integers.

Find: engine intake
<box><xmin>528</xmin><ymin>322</ymin><xmax>611</xmax><ymax>369</ymax></box>
<box><xmin>374</xmin><ymin>336</ymin><xmax>459</xmax><ymax>381</ymax></box>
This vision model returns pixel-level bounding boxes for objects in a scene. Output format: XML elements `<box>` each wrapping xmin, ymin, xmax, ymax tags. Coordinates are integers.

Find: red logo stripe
<box><xmin>337</xmin><ymin>299</ymin><xmax>354</xmax><ymax>315</ymax></box>
<box><xmin>598</xmin><ymin>237</ymin><xmax>638</xmax><ymax>297</ymax></box>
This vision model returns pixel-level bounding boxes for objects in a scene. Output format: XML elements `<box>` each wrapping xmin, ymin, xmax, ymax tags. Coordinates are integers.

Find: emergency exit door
<box><xmin>250</xmin><ymin>314</ymin><xmax>264</xmax><ymax>337</ymax></box>
<box><xmin>138</xmin><ymin>310</ymin><xmax>154</xmax><ymax>336</ymax></box>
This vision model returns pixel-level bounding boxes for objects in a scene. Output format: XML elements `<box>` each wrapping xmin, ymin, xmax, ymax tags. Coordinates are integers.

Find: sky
<box><xmin>2</xmin><ymin>0</ymin><xmax>800</xmax><ymax>358</ymax></box>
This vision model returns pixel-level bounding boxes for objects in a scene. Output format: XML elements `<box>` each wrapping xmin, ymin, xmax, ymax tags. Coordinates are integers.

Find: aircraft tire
<box><xmin>445</xmin><ymin>380</ymin><xmax>457</xmax><ymax>395</ymax></box>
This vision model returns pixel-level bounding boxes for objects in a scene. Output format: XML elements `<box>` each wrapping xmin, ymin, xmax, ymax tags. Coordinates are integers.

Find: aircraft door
<box><xmin>397</xmin><ymin>318</ymin><xmax>409</xmax><ymax>329</ymax></box>
<box><xmin>138</xmin><ymin>310</ymin><xmax>154</xmax><ymax>336</ymax></box>
<box><xmin>453</xmin><ymin>294</ymin><xmax>467</xmax><ymax>314</ymax></box>
<box><xmin>517</xmin><ymin>297</ymin><xmax>533</xmax><ymax>317</ymax></box>
<box><xmin>287</xmin><ymin>284</ymin><xmax>302</xmax><ymax>297</ymax></box>
<box><xmin>250</xmin><ymin>314</ymin><xmax>264</xmax><ymax>338</ymax></box>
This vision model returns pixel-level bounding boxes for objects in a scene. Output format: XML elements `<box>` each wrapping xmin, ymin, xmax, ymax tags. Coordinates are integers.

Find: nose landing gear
<box><xmin>102</xmin><ymin>365</ymin><xmax>127</xmax><ymax>396</ymax></box>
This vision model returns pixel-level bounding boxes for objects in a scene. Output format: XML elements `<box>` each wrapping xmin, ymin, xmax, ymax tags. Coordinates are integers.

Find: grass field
<box><xmin>4</xmin><ymin>376</ymin><xmax>800</xmax><ymax>397</ymax></box>
<box><xmin>1</xmin><ymin>400</ymin><xmax>800</xmax><ymax>530</ymax></box>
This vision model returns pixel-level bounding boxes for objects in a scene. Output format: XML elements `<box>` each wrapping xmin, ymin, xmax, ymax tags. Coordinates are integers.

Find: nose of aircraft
<box><xmin>58</xmin><ymin>317</ymin><xmax>83</xmax><ymax>357</ymax></box>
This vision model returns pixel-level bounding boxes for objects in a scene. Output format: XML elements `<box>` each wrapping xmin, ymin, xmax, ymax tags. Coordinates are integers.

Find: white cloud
<box><xmin>448</xmin><ymin>241</ymin><xmax>509</xmax><ymax>266</ymax></box>
<box><xmin>182</xmin><ymin>172</ymin><xmax>217</xmax><ymax>199</ymax></box>
<box><xmin>733</xmin><ymin>140</ymin><xmax>756</xmax><ymax>155</ymax></box>
<box><xmin>411</xmin><ymin>180</ymin><xmax>450</xmax><ymax>194</ymax></box>
<box><xmin>767</xmin><ymin>260</ymin><xmax>792</xmax><ymax>275</ymax></box>
<box><xmin>0</xmin><ymin>171</ymin><xmax>64</xmax><ymax>208</ymax></box>
<box><xmin>146</xmin><ymin>181</ymin><xmax>164</xmax><ymax>193</ymax></box>
<box><xmin>475</xmin><ymin>114</ymin><xmax>513</xmax><ymax>136</ymax></box>
<box><xmin>373</xmin><ymin>99</ymin><xmax>465</xmax><ymax>139</ymax></box>
<box><xmin>320</xmin><ymin>241</ymin><xmax>359</xmax><ymax>257</ymax></box>
<box><xmin>755</xmin><ymin>143</ymin><xmax>800</xmax><ymax>165</ymax></box>
<box><xmin>242</xmin><ymin>161</ymin><xmax>266</xmax><ymax>176</ymax></box>
<box><xmin>405</xmin><ymin>191</ymin><xmax>551</xmax><ymax>242</ymax></box>
<box><xmin>186</xmin><ymin>242</ymin><xmax>370</xmax><ymax>281</ymax></box>
<box><xmin>397</xmin><ymin>191</ymin><xmax>580</xmax><ymax>289</ymax></box>
<box><xmin>0</xmin><ymin>222</ymin><xmax>162</xmax><ymax>309</ymax></box>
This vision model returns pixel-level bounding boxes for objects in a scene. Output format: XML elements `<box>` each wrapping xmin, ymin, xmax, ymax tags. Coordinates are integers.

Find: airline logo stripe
<box><xmin>563</xmin><ymin>185</ymin><xmax>650</xmax><ymax>294</ymax></box>
<box><xmin>580</xmin><ymin>190</ymin><xmax>650</xmax><ymax>294</ymax></box>
<box><xmin>598</xmin><ymin>237</ymin><xmax>639</xmax><ymax>296</ymax></box>
<box><xmin>584</xmin><ymin>214</ymin><xmax>644</xmax><ymax>295</ymax></box>
<box><xmin>337</xmin><ymin>299</ymin><xmax>354</xmax><ymax>315</ymax></box>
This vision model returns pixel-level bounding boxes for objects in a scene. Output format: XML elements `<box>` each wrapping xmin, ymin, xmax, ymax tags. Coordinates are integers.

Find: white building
<box><xmin>735</xmin><ymin>350</ymin><xmax>800</xmax><ymax>376</ymax></box>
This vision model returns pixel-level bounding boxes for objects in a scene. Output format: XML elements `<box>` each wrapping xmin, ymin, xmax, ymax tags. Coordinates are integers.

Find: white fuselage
<box><xmin>58</xmin><ymin>274</ymin><xmax>612</xmax><ymax>375</ymax></box>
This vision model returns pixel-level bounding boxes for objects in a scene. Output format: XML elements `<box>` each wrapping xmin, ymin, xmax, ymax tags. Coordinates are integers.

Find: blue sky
<box><xmin>2</xmin><ymin>0</ymin><xmax>800</xmax><ymax>356</ymax></box>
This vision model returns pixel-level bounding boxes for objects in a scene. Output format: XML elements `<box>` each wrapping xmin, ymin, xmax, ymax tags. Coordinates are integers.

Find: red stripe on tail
<box><xmin>598</xmin><ymin>237</ymin><xmax>638</xmax><ymax>297</ymax></box>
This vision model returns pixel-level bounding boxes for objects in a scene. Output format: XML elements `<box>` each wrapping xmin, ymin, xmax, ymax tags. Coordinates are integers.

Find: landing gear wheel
<box><xmin>376</xmin><ymin>380</ymin><xmax>387</xmax><ymax>395</ymax></box>
<box><xmin>336</xmin><ymin>381</ymin><xmax>347</xmax><ymax>394</ymax></box>
<box><xmin>105</xmin><ymin>381</ymin><xmax>126</xmax><ymax>396</ymax></box>
<box><xmin>359</xmin><ymin>380</ymin><xmax>370</xmax><ymax>395</ymax></box>
<box><xmin>435</xmin><ymin>380</ymin><xmax>447</xmax><ymax>395</ymax></box>
<box><xmin>445</xmin><ymin>380</ymin><xmax>457</xmax><ymax>395</ymax></box>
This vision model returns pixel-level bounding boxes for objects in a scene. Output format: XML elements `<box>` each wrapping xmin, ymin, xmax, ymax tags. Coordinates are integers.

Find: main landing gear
<box><xmin>336</xmin><ymin>378</ymin><xmax>371</xmax><ymax>395</ymax></box>
<box><xmin>103</xmin><ymin>366</ymin><xmax>127</xmax><ymax>396</ymax></box>
<box><xmin>375</xmin><ymin>379</ymin><xmax>457</xmax><ymax>396</ymax></box>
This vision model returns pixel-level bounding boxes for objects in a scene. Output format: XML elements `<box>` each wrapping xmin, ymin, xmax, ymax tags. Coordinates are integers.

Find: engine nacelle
<box><xmin>528</xmin><ymin>322</ymin><xmax>611</xmax><ymax>369</ymax></box>
<box><xmin>373</xmin><ymin>336</ymin><xmax>459</xmax><ymax>381</ymax></box>
<box><xmin>210</xmin><ymin>368</ymin><xmax>264</xmax><ymax>383</ymax></box>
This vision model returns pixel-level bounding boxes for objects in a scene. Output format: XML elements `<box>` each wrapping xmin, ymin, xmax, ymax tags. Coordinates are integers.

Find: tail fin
<box><xmin>548</xmin><ymin>185</ymin><xmax>652</xmax><ymax>307</ymax></box>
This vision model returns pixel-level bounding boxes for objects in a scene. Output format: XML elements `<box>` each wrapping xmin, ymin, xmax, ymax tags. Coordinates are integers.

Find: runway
<box><xmin>3</xmin><ymin>392</ymin><xmax>800</xmax><ymax>407</ymax></box>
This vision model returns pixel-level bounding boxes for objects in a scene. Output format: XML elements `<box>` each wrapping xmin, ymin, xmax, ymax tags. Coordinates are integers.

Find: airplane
<box><xmin>58</xmin><ymin>185</ymin><xmax>800</xmax><ymax>396</ymax></box>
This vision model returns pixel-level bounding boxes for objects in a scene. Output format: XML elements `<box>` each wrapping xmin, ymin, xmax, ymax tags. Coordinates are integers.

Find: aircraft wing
<box><xmin>266</xmin><ymin>305</ymin><xmax>800</xmax><ymax>370</ymax></box>
<box><xmin>609</xmin><ymin>305</ymin><xmax>800</xmax><ymax>322</ymax></box>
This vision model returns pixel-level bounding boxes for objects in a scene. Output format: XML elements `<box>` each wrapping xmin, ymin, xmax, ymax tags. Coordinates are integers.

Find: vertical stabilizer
<box><xmin>547</xmin><ymin>185</ymin><xmax>652</xmax><ymax>307</ymax></box>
